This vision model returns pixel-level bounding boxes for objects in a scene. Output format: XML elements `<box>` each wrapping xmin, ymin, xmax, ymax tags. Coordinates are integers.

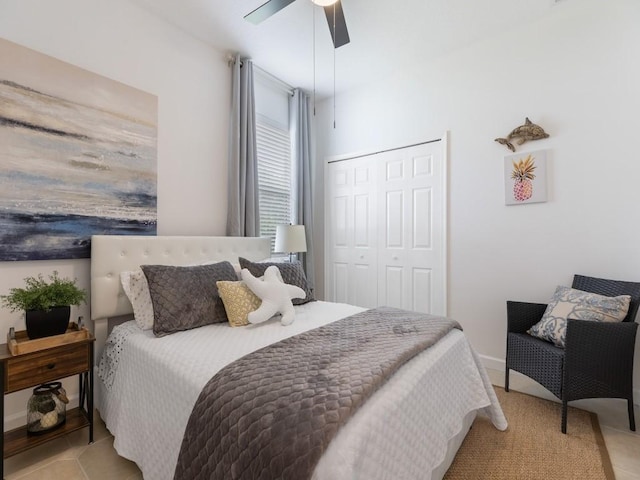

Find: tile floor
<box><xmin>3</xmin><ymin>368</ymin><xmax>639</xmax><ymax>479</ymax></box>
<box><xmin>3</xmin><ymin>416</ymin><xmax>141</xmax><ymax>480</ymax></box>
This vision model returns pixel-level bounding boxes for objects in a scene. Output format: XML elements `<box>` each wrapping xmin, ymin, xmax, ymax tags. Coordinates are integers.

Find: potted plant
<box><xmin>1</xmin><ymin>271</ymin><xmax>87</xmax><ymax>339</ymax></box>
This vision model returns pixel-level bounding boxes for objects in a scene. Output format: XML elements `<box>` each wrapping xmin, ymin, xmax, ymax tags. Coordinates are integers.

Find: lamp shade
<box><xmin>311</xmin><ymin>0</ymin><xmax>338</xmax><ymax>6</ymax></box>
<box><xmin>274</xmin><ymin>225</ymin><xmax>307</xmax><ymax>254</ymax></box>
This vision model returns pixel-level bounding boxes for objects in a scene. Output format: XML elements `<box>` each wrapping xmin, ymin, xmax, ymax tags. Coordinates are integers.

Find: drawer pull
<box><xmin>47</xmin><ymin>363</ymin><xmax>56</xmax><ymax>370</ymax></box>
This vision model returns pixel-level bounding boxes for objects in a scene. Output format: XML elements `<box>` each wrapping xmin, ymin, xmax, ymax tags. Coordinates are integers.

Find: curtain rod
<box><xmin>226</xmin><ymin>54</ymin><xmax>294</xmax><ymax>96</ymax></box>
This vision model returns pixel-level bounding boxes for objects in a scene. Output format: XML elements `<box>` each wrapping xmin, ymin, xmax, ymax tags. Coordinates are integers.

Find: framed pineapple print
<box><xmin>504</xmin><ymin>149</ymin><xmax>547</xmax><ymax>205</ymax></box>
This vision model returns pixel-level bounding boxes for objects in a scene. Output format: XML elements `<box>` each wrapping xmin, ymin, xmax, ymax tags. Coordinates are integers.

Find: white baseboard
<box><xmin>478</xmin><ymin>353</ymin><xmax>505</xmax><ymax>373</ymax></box>
<box><xmin>477</xmin><ymin>353</ymin><xmax>640</xmax><ymax>408</ymax></box>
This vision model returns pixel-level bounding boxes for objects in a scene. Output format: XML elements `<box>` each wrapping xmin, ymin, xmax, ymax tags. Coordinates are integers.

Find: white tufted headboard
<box><xmin>90</xmin><ymin>235</ymin><xmax>271</xmax><ymax>359</ymax></box>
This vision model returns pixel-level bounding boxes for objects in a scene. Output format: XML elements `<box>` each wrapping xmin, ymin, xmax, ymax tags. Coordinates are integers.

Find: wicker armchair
<box><xmin>505</xmin><ymin>274</ymin><xmax>640</xmax><ymax>433</ymax></box>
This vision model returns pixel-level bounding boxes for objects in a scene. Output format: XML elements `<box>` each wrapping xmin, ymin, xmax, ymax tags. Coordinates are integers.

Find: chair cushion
<box><xmin>528</xmin><ymin>286</ymin><xmax>631</xmax><ymax>347</ymax></box>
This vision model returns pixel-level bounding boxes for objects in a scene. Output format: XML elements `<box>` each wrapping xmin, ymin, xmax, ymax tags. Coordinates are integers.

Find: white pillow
<box><xmin>231</xmin><ymin>263</ymin><xmax>242</xmax><ymax>280</ymax></box>
<box><xmin>120</xmin><ymin>269</ymin><xmax>154</xmax><ymax>330</ymax></box>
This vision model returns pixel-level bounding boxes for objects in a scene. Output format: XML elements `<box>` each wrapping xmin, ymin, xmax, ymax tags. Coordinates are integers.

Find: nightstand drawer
<box><xmin>5</xmin><ymin>343</ymin><xmax>90</xmax><ymax>393</ymax></box>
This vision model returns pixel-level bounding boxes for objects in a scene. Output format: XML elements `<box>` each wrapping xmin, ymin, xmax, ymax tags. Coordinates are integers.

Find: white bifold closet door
<box><xmin>325</xmin><ymin>139</ymin><xmax>447</xmax><ymax>316</ymax></box>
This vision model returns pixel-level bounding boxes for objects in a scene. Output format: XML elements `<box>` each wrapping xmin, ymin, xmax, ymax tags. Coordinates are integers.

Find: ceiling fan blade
<box><xmin>323</xmin><ymin>0</ymin><xmax>350</xmax><ymax>48</ymax></box>
<box><xmin>244</xmin><ymin>0</ymin><xmax>297</xmax><ymax>25</ymax></box>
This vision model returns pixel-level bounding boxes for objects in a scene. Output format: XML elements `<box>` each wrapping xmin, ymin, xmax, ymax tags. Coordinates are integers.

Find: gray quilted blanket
<box><xmin>174</xmin><ymin>306</ymin><xmax>461</xmax><ymax>480</ymax></box>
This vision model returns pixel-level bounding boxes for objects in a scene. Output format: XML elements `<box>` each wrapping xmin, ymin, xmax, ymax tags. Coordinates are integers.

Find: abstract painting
<box><xmin>504</xmin><ymin>149</ymin><xmax>547</xmax><ymax>206</ymax></box>
<box><xmin>0</xmin><ymin>39</ymin><xmax>157</xmax><ymax>260</ymax></box>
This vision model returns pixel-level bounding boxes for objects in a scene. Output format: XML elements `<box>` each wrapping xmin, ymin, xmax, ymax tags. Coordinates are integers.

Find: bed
<box><xmin>90</xmin><ymin>234</ymin><xmax>507</xmax><ymax>480</ymax></box>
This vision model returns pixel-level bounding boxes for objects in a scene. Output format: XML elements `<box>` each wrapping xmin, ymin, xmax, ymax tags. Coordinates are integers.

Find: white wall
<box><xmin>1</xmin><ymin>0</ymin><xmax>637</xmax><ymax>429</ymax></box>
<box><xmin>0</xmin><ymin>0</ymin><xmax>230</xmax><ymax>427</ymax></box>
<box><xmin>314</xmin><ymin>0</ymin><xmax>640</xmax><ymax>393</ymax></box>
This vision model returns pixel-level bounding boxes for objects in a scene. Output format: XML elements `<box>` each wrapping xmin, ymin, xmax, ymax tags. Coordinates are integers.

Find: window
<box><xmin>256</xmin><ymin>118</ymin><xmax>291</xmax><ymax>251</ymax></box>
<box><xmin>254</xmin><ymin>70</ymin><xmax>295</xmax><ymax>253</ymax></box>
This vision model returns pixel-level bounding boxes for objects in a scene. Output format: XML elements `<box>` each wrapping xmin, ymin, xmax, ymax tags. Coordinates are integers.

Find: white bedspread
<box><xmin>98</xmin><ymin>301</ymin><xmax>506</xmax><ymax>480</ymax></box>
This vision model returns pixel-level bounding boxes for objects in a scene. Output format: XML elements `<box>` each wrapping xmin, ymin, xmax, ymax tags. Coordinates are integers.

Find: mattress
<box><xmin>97</xmin><ymin>301</ymin><xmax>507</xmax><ymax>480</ymax></box>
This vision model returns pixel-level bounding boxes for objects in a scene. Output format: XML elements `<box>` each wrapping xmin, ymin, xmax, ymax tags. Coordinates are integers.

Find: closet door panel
<box><xmin>412</xmin><ymin>187</ymin><xmax>432</xmax><ymax>249</ymax></box>
<box><xmin>377</xmin><ymin>142</ymin><xmax>445</xmax><ymax>314</ymax></box>
<box><xmin>353</xmin><ymin>263</ymin><xmax>376</xmax><ymax>308</ymax></box>
<box><xmin>383</xmin><ymin>265</ymin><xmax>404</xmax><ymax>309</ymax></box>
<box><xmin>326</xmin><ymin>139</ymin><xmax>446</xmax><ymax>315</ymax></box>
<box><xmin>325</xmin><ymin>158</ymin><xmax>377</xmax><ymax>308</ymax></box>
<box><xmin>332</xmin><ymin>262</ymin><xmax>349</xmax><ymax>304</ymax></box>
<box><xmin>412</xmin><ymin>267</ymin><xmax>432</xmax><ymax>313</ymax></box>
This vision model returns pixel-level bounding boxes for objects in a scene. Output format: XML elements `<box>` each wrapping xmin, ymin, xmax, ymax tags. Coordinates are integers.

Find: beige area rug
<box><xmin>444</xmin><ymin>387</ymin><xmax>615</xmax><ymax>480</ymax></box>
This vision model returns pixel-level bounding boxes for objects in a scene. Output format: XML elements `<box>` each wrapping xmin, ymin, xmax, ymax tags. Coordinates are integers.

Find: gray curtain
<box><xmin>226</xmin><ymin>54</ymin><xmax>259</xmax><ymax>237</ymax></box>
<box><xmin>291</xmin><ymin>88</ymin><xmax>315</xmax><ymax>288</ymax></box>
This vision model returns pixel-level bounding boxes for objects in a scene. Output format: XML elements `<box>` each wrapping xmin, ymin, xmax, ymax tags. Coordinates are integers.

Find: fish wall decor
<box><xmin>495</xmin><ymin>117</ymin><xmax>549</xmax><ymax>152</ymax></box>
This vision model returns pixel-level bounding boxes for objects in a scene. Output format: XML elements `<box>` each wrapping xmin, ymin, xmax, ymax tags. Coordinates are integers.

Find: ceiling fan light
<box><xmin>311</xmin><ymin>0</ymin><xmax>338</xmax><ymax>6</ymax></box>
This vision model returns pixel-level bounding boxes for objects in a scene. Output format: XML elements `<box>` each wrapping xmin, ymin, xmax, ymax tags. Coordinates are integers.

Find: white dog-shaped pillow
<box><xmin>241</xmin><ymin>266</ymin><xmax>305</xmax><ymax>326</ymax></box>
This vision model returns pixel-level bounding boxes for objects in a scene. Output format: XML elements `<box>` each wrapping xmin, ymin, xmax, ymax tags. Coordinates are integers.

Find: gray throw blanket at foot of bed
<box><xmin>174</xmin><ymin>306</ymin><xmax>461</xmax><ymax>480</ymax></box>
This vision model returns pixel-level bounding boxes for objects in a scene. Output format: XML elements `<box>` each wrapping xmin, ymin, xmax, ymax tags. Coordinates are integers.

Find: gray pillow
<box><xmin>238</xmin><ymin>257</ymin><xmax>314</xmax><ymax>305</ymax></box>
<box><xmin>141</xmin><ymin>262</ymin><xmax>237</xmax><ymax>337</ymax></box>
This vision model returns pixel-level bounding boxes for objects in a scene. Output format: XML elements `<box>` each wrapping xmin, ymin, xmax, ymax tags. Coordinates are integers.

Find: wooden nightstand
<box><xmin>0</xmin><ymin>332</ymin><xmax>94</xmax><ymax>478</ymax></box>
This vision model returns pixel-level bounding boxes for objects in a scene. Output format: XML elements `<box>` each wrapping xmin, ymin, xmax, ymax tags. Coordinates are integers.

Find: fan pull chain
<box><xmin>333</xmin><ymin>3</ymin><xmax>336</xmax><ymax>129</ymax></box>
<box><xmin>313</xmin><ymin>5</ymin><xmax>316</xmax><ymax>116</ymax></box>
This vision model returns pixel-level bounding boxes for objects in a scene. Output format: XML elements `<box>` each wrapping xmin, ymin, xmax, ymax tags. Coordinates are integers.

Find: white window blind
<box><xmin>256</xmin><ymin>119</ymin><xmax>292</xmax><ymax>252</ymax></box>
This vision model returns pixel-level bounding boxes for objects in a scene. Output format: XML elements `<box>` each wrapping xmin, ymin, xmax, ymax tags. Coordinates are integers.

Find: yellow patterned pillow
<box><xmin>216</xmin><ymin>281</ymin><xmax>261</xmax><ymax>327</ymax></box>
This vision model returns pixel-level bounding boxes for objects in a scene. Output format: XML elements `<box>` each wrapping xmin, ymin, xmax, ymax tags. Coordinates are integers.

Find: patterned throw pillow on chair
<box><xmin>528</xmin><ymin>286</ymin><xmax>631</xmax><ymax>347</ymax></box>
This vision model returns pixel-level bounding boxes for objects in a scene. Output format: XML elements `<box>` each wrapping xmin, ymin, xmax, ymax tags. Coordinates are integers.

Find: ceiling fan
<box><xmin>244</xmin><ymin>0</ymin><xmax>350</xmax><ymax>49</ymax></box>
